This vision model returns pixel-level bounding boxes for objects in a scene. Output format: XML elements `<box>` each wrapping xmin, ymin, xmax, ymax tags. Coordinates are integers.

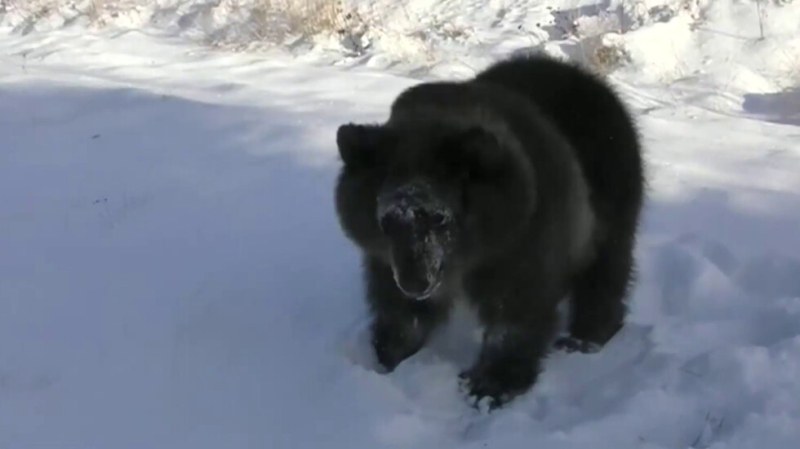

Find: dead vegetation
<box><xmin>248</xmin><ymin>0</ymin><xmax>347</xmax><ymax>41</ymax></box>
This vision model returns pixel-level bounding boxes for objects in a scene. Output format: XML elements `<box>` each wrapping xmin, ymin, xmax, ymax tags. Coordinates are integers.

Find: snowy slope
<box><xmin>2</xmin><ymin>1</ymin><xmax>800</xmax><ymax>89</ymax></box>
<box><xmin>2</xmin><ymin>6</ymin><xmax>800</xmax><ymax>449</ymax></box>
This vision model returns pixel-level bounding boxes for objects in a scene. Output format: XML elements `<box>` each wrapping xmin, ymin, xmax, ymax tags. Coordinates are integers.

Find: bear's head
<box><xmin>334</xmin><ymin>120</ymin><xmax>536</xmax><ymax>300</ymax></box>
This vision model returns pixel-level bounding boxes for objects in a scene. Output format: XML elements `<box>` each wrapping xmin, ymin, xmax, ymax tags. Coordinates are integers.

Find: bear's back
<box><xmin>474</xmin><ymin>55</ymin><xmax>643</xmax><ymax>222</ymax></box>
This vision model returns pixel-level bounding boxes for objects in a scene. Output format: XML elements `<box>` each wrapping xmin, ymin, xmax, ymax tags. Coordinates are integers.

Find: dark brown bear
<box><xmin>334</xmin><ymin>54</ymin><xmax>644</xmax><ymax>409</ymax></box>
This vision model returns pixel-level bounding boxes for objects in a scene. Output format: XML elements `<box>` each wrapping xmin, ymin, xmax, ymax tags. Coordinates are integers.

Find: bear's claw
<box><xmin>553</xmin><ymin>335</ymin><xmax>602</xmax><ymax>354</ymax></box>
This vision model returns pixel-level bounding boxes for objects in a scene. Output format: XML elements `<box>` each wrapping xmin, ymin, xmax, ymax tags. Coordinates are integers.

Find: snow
<box><xmin>1</xmin><ymin>1</ymin><xmax>800</xmax><ymax>448</ymax></box>
<box><xmin>4</xmin><ymin>1</ymin><xmax>800</xmax><ymax>87</ymax></box>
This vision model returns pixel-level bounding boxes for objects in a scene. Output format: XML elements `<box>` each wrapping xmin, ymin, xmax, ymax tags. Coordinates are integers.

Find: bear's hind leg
<box><xmin>556</xmin><ymin>234</ymin><xmax>636</xmax><ymax>353</ymax></box>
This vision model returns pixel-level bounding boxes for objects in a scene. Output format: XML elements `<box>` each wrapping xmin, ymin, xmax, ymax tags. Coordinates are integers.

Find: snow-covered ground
<box><xmin>3</xmin><ymin>1</ymin><xmax>800</xmax><ymax>86</ymax></box>
<box><xmin>2</xmin><ymin>1</ymin><xmax>800</xmax><ymax>448</ymax></box>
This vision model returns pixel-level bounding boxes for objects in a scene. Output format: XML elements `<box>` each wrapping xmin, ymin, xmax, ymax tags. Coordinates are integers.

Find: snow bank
<box><xmin>2</xmin><ymin>1</ymin><xmax>799</xmax><ymax>90</ymax></box>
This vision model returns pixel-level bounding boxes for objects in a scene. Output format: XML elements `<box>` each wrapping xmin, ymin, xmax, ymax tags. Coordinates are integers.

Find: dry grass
<box><xmin>590</xmin><ymin>39</ymin><xmax>631</xmax><ymax>75</ymax></box>
<box><xmin>4</xmin><ymin>0</ymin><xmax>55</xmax><ymax>19</ymax></box>
<box><xmin>249</xmin><ymin>0</ymin><xmax>346</xmax><ymax>40</ymax></box>
<box><xmin>3</xmin><ymin>0</ymin><xmax>352</xmax><ymax>41</ymax></box>
<box><xmin>551</xmin><ymin>2</ymin><xmax>631</xmax><ymax>75</ymax></box>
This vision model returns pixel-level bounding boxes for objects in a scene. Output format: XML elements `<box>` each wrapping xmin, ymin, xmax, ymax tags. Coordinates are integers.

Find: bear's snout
<box><xmin>390</xmin><ymin>239</ymin><xmax>443</xmax><ymax>300</ymax></box>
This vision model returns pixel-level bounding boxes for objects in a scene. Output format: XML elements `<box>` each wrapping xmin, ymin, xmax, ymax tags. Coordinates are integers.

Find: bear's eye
<box><xmin>429</xmin><ymin>211</ymin><xmax>448</xmax><ymax>228</ymax></box>
<box><xmin>379</xmin><ymin>214</ymin><xmax>400</xmax><ymax>235</ymax></box>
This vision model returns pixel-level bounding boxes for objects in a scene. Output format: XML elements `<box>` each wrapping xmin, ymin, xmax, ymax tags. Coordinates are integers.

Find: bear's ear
<box><xmin>336</xmin><ymin>123</ymin><xmax>390</xmax><ymax>168</ymax></box>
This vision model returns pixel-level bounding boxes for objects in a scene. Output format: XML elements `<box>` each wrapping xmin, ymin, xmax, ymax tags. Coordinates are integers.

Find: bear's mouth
<box><xmin>392</xmin><ymin>264</ymin><xmax>444</xmax><ymax>300</ymax></box>
<box><xmin>389</xmin><ymin>234</ymin><xmax>445</xmax><ymax>300</ymax></box>
<box><xmin>392</xmin><ymin>263</ymin><xmax>444</xmax><ymax>300</ymax></box>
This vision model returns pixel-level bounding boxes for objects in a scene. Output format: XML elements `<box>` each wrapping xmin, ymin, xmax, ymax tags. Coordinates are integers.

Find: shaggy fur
<box><xmin>334</xmin><ymin>54</ymin><xmax>644</xmax><ymax>409</ymax></box>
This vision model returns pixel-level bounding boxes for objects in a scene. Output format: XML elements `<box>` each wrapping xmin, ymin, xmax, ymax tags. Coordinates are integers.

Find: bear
<box><xmin>333</xmin><ymin>54</ymin><xmax>644</xmax><ymax>409</ymax></box>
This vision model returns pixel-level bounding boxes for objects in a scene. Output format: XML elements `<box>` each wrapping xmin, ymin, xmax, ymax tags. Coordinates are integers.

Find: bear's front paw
<box><xmin>459</xmin><ymin>369</ymin><xmax>510</xmax><ymax>411</ymax></box>
<box><xmin>371</xmin><ymin>321</ymin><xmax>425</xmax><ymax>372</ymax></box>
<box><xmin>459</xmin><ymin>362</ymin><xmax>534</xmax><ymax>411</ymax></box>
<box><xmin>553</xmin><ymin>335</ymin><xmax>602</xmax><ymax>354</ymax></box>
<box><xmin>372</xmin><ymin>333</ymin><xmax>405</xmax><ymax>373</ymax></box>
